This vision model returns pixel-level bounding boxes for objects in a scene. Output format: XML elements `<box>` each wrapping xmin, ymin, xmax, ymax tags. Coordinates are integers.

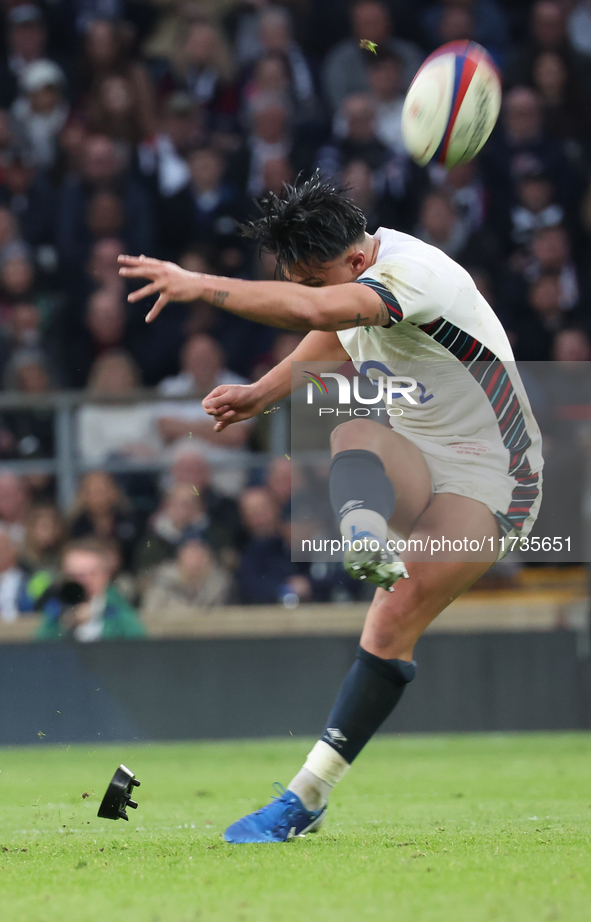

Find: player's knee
<box><xmin>369</xmin><ymin>584</ymin><xmax>428</xmax><ymax>651</ymax></box>
<box><xmin>330</xmin><ymin>418</ymin><xmax>379</xmax><ymax>451</ymax></box>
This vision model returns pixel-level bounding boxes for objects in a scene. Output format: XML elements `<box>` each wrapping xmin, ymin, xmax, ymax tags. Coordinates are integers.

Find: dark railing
<box><xmin>0</xmin><ymin>390</ymin><xmax>290</xmax><ymax>509</ymax></box>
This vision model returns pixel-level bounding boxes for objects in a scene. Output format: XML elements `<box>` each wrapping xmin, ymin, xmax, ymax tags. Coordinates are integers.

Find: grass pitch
<box><xmin>1</xmin><ymin>734</ymin><xmax>590</xmax><ymax>922</ymax></box>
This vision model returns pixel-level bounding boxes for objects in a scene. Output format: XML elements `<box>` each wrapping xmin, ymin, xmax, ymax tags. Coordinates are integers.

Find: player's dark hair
<box><xmin>242</xmin><ymin>173</ymin><xmax>367</xmax><ymax>276</ymax></box>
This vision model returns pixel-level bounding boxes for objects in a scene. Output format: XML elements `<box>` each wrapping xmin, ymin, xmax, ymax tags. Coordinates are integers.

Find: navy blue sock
<box><xmin>329</xmin><ymin>450</ymin><xmax>395</xmax><ymax>525</ymax></box>
<box><xmin>321</xmin><ymin>647</ymin><xmax>416</xmax><ymax>764</ymax></box>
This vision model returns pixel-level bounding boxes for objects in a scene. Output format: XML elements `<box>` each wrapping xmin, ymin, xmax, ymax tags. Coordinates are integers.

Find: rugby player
<box><xmin>119</xmin><ymin>174</ymin><xmax>542</xmax><ymax>844</ymax></box>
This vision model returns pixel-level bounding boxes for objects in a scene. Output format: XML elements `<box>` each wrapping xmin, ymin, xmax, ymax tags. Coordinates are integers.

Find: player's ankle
<box><xmin>288</xmin><ymin>766</ymin><xmax>333</xmax><ymax>812</ymax></box>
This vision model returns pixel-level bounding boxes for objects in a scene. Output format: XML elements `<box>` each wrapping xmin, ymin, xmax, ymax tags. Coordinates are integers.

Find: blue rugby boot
<box><xmin>223</xmin><ymin>784</ymin><xmax>326</xmax><ymax>843</ymax></box>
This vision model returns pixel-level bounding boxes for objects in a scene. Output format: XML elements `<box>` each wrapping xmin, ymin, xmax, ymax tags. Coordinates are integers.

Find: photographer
<box><xmin>36</xmin><ymin>538</ymin><xmax>146</xmax><ymax>642</ymax></box>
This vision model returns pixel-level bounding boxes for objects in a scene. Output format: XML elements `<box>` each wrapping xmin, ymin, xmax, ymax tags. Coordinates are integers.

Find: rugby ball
<box><xmin>401</xmin><ymin>41</ymin><xmax>501</xmax><ymax>169</ymax></box>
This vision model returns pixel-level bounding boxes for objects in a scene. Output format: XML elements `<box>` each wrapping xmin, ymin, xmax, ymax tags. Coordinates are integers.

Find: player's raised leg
<box><xmin>328</xmin><ymin>419</ymin><xmax>432</xmax><ymax>589</ymax></box>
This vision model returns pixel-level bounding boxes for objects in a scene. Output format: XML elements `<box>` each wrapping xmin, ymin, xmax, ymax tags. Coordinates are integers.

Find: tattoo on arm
<box><xmin>212</xmin><ymin>290</ymin><xmax>230</xmax><ymax>307</ymax></box>
<box><xmin>376</xmin><ymin>301</ymin><xmax>391</xmax><ymax>326</ymax></box>
<box><xmin>337</xmin><ymin>313</ymin><xmax>370</xmax><ymax>326</ymax></box>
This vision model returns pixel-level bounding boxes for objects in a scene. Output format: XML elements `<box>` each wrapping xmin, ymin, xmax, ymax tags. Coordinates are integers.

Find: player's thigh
<box><xmin>330</xmin><ymin>418</ymin><xmax>432</xmax><ymax>536</ymax></box>
<box><xmin>404</xmin><ymin>492</ymin><xmax>499</xmax><ymax>564</ymax></box>
<box><xmin>360</xmin><ymin>493</ymin><xmax>499</xmax><ymax>660</ymax></box>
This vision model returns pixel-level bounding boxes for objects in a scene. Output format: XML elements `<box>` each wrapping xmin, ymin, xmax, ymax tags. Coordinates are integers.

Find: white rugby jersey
<box><xmin>336</xmin><ymin>227</ymin><xmax>543</xmax><ymax>534</ymax></box>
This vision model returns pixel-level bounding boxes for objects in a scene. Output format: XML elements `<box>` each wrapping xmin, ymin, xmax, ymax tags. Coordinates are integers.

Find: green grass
<box><xmin>1</xmin><ymin>734</ymin><xmax>590</xmax><ymax>922</ymax></box>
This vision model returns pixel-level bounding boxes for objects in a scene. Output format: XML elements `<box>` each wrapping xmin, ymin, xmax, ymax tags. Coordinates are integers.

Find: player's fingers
<box><xmin>119</xmin><ymin>265</ymin><xmax>160</xmax><ymax>280</ymax></box>
<box><xmin>127</xmin><ymin>282</ymin><xmax>160</xmax><ymax>303</ymax></box>
<box><xmin>118</xmin><ymin>254</ymin><xmax>163</xmax><ymax>267</ymax></box>
<box><xmin>203</xmin><ymin>385</ymin><xmax>227</xmax><ymax>397</ymax></box>
<box><xmin>213</xmin><ymin>419</ymin><xmax>230</xmax><ymax>432</ymax></box>
<box><xmin>203</xmin><ymin>393</ymin><xmax>234</xmax><ymax>410</ymax></box>
<box><xmin>145</xmin><ymin>294</ymin><xmax>169</xmax><ymax>322</ymax></box>
<box><xmin>118</xmin><ymin>254</ymin><xmax>143</xmax><ymax>265</ymax></box>
<box><xmin>205</xmin><ymin>403</ymin><xmax>231</xmax><ymax>417</ymax></box>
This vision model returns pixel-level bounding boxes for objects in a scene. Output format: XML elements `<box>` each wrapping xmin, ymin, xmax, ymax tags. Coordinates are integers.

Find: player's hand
<box><xmin>202</xmin><ymin>384</ymin><xmax>268</xmax><ymax>431</ymax></box>
<box><xmin>118</xmin><ymin>254</ymin><xmax>203</xmax><ymax>322</ymax></box>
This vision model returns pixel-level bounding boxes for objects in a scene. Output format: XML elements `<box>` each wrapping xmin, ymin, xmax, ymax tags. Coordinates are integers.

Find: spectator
<box><xmin>69</xmin><ymin>471</ymin><xmax>138</xmax><ymax>570</ymax></box>
<box><xmin>505</xmin><ymin>1</ymin><xmax>576</xmax><ymax>88</ymax></box>
<box><xmin>321</xmin><ymin>99</ymin><xmax>424</xmax><ymax>232</ymax></box>
<box><xmin>511</xmin><ymin>272</ymin><xmax>567</xmax><ymax>360</ymax></box>
<box><xmin>509</xmin><ymin>171</ymin><xmax>564</xmax><ymax>250</ymax></box>
<box><xmin>51</xmin><ymin>115</ymin><xmax>88</xmax><ymax>181</ymax></box>
<box><xmin>1</xmin><ymin>351</ymin><xmax>55</xmax><ymax>459</ymax></box>
<box><xmin>237</xmin><ymin>485</ymin><xmax>308</xmax><ymax>605</ymax></box>
<box><xmin>414</xmin><ymin>190</ymin><xmax>477</xmax><ymax>261</ymax></box>
<box><xmin>36</xmin><ymin>537</ymin><xmax>146</xmax><ymax>641</ymax></box>
<box><xmin>77</xmin><ymin>349</ymin><xmax>162</xmax><ymax>466</ymax></box>
<box><xmin>56</xmin><ymin>133</ymin><xmax>155</xmax><ymax>273</ymax></box>
<box><xmin>170</xmin><ymin>19</ymin><xmax>238</xmax><ymax>132</ymax></box>
<box><xmin>242</xmin><ymin>7</ymin><xmax>318</xmax><ymax>122</ymax></box>
<box><xmin>85</xmin><ymin>190</ymin><xmax>125</xmax><ymax>243</ymax></box>
<box><xmin>0</xmin><ymin>473</ymin><xmax>30</xmax><ymax>545</ymax></box>
<box><xmin>133</xmin><ymin>481</ymin><xmax>210</xmax><ymax>576</ymax></box>
<box><xmin>365</xmin><ymin>50</ymin><xmax>406</xmax><ymax>156</ymax></box>
<box><xmin>228</xmin><ymin>94</ymin><xmax>296</xmax><ymax>197</ymax></box>
<box><xmin>11</xmin><ymin>59</ymin><xmax>69</xmax><ymax>168</ymax></box>
<box><xmin>502</xmin><ymin>224</ymin><xmax>580</xmax><ymax>323</ymax></box>
<box><xmin>19</xmin><ymin>503</ymin><xmax>65</xmax><ymax>575</ymax></box>
<box><xmin>0</xmin><ymin>301</ymin><xmax>55</xmax><ymax>383</ymax></box>
<box><xmin>85</xmin><ymin>74</ymin><xmax>147</xmax><ymax>145</ymax></box>
<box><xmin>138</xmin><ymin>92</ymin><xmax>200</xmax><ymax>199</ymax></box>
<box><xmin>421</xmin><ymin>0</ymin><xmax>509</xmax><ymax>62</ymax></box>
<box><xmin>157</xmin><ymin>334</ymin><xmax>251</xmax><ymax>450</ymax></box>
<box><xmin>552</xmin><ymin>327</ymin><xmax>591</xmax><ymax>362</ymax></box>
<box><xmin>530</xmin><ymin>51</ymin><xmax>591</xmax><ymax>141</ymax></box>
<box><xmin>86</xmin><ymin>237</ymin><xmax>125</xmax><ymax>291</ymax></box>
<box><xmin>143</xmin><ymin>537</ymin><xmax>233</xmax><ymax>615</ymax></box>
<box><xmin>322</xmin><ymin>0</ymin><xmax>423</xmax><ymax>112</ymax></box>
<box><xmin>0</xmin><ymin>151</ymin><xmax>56</xmax><ymax>250</ymax></box>
<box><xmin>341</xmin><ymin>155</ymin><xmax>425</xmax><ymax>236</ymax></box>
<box><xmin>168</xmin><ymin>448</ymin><xmax>245</xmax><ymax>555</ymax></box>
<box><xmin>62</xmin><ymin>287</ymin><xmax>128</xmax><ymax>387</ymax></box>
<box><xmin>430</xmin><ymin>161</ymin><xmax>487</xmax><ymax>236</ymax></box>
<box><xmin>11</xmin><ymin>299</ymin><xmax>41</xmax><ymax>348</ymax></box>
<box><xmin>527</xmin><ymin>226</ymin><xmax>580</xmax><ymax>309</ymax></box>
<box><xmin>0</xmin><ymin>248</ymin><xmax>49</xmax><ymax>324</ymax></box>
<box><xmin>318</xmin><ymin>93</ymin><xmax>393</xmax><ymax>180</ymax></box>
<box><xmin>481</xmin><ymin>86</ymin><xmax>577</xmax><ymax>229</ymax></box>
<box><xmin>0</xmin><ymin>5</ymin><xmax>53</xmax><ymax>109</ymax></box>
<box><xmin>86</xmin><ymin>285</ymin><xmax>125</xmax><ymax>347</ymax></box>
<box><xmin>158</xmin><ymin>146</ymin><xmax>244</xmax><ymax>263</ymax></box>
<box><xmin>0</xmin><ymin>531</ymin><xmax>31</xmax><ymax>622</ymax></box>
<box><xmin>78</xmin><ymin>19</ymin><xmax>156</xmax><ymax>139</ymax></box>
<box><xmin>241</xmin><ymin>53</ymin><xmax>292</xmax><ymax>116</ymax></box>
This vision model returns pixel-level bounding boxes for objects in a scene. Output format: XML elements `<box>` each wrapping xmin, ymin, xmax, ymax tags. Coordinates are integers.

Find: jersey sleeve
<box><xmin>355</xmin><ymin>276</ymin><xmax>403</xmax><ymax>323</ymax></box>
<box><xmin>355</xmin><ymin>254</ymin><xmax>457</xmax><ymax>325</ymax></box>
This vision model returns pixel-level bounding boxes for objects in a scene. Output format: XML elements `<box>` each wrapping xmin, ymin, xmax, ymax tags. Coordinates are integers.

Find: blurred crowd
<box><xmin>0</xmin><ymin>0</ymin><xmax>589</xmax><ymax>634</ymax></box>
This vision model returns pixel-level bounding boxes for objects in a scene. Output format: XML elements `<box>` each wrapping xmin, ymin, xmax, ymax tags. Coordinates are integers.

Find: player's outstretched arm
<box><xmin>117</xmin><ymin>255</ymin><xmax>389</xmax><ymax>331</ymax></box>
<box><xmin>203</xmin><ymin>331</ymin><xmax>347</xmax><ymax>431</ymax></box>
